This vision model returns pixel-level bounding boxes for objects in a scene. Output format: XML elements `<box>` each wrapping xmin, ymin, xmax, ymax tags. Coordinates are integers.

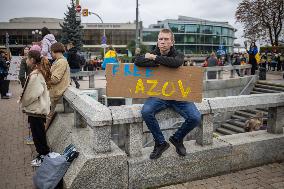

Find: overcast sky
<box><xmin>0</xmin><ymin>0</ymin><xmax>244</xmax><ymax>44</ymax></box>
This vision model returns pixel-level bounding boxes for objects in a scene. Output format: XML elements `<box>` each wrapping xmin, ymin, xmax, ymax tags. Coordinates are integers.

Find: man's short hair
<box><xmin>159</xmin><ymin>29</ymin><xmax>175</xmax><ymax>41</ymax></box>
<box><xmin>51</xmin><ymin>42</ymin><xmax>65</xmax><ymax>53</ymax></box>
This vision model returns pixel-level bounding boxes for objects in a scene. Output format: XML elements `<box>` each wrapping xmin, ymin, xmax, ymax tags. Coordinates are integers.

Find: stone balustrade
<box><xmin>63</xmin><ymin>87</ymin><xmax>112</xmax><ymax>153</ymax></box>
<box><xmin>203</xmin><ymin>64</ymin><xmax>252</xmax><ymax>80</ymax></box>
<box><xmin>57</xmin><ymin>86</ymin><xmax>284</xmax><ymax>188</ymax></box>
<box><xmin>63</xmin><ymin>86</ymin><xmax>284</xmax><ymax>157</ymax></box>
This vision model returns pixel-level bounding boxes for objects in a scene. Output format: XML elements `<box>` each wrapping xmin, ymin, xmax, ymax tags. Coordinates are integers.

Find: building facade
<box><xmin>142</xmin><ymin>16</ymin><xmax>236</xmax><ymax>54</ymax></box>
<box><xmin>0</xmin><ymin>16</ymin><xmax>236</xmax><ymax>55</ymax></box>
<box><xmin>0</xmin><ymin>17</ymin><xmax>137</xmax><ymax>55</ymax></box>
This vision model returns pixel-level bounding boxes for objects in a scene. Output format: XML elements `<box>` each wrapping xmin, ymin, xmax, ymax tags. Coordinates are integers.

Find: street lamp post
<box><xmin>5</xmin><ymin>32</ymin><xmax>9</xmax><ymax>51</ymax></box>
<box><xmin>88</xmin><ymin>11</ymin><xmax>106</xmax><ymax>56</ymax></box>
<box><xmin>135</xmin><ymin>0</ymin><xmax>140</xmax><ymax>48</ymax></box>
<box><xmin>32</xmin><ymin>29</ymin><xmax>42</xmax><ymax>42</ymax></box>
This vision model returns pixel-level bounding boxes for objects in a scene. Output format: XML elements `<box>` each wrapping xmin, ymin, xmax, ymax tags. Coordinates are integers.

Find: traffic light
<box><xmin>82</xmin><ymin>9</ymin><xmax>88</xmax><ymax>17</ymax></box>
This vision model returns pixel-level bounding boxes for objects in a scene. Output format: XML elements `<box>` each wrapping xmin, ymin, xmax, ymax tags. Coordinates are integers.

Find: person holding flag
<box><xmin>246</xmin><ymin>42</ymin><xmax>258</xmax><ymax>75</ymax></box>
<box><xmin>102</xmin><ymin>46</ymin><xmax>118</xmax><ymax>70</ymax></box>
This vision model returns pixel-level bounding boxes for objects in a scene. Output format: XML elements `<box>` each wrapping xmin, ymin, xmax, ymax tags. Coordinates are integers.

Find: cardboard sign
<box><xmin>106</xmin><ymin>63</ymin><xmax>204</xmax><ymax>102</ymax></box>
<box><xmin>7</xmin><ymin>56</ymin><xmax>22</xmax><ymax>81</ymax></box>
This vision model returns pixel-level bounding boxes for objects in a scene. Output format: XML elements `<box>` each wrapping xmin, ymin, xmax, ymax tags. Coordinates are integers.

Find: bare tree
<box><xmin>236</xmin><ymin>0</ymin><xmax>284</xmax><ymax>46</ymax></box>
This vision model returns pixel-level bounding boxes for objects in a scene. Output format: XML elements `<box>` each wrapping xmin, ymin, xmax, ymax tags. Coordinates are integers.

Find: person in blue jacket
<box><xmin>247</xmin><ymin>42</ymin><xmax>258</xmax><ymax>75</ymax></box>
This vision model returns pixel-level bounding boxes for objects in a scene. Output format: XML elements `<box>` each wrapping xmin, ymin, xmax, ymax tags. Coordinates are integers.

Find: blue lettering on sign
<box><xmin>112</xmin><ymin>64</ymin><xmax>154</xmax><ymax>78</ymax></box>
<box><xmin>124</xmin><ymin>64</ymin><xmax>132</xmax><ymax>76</ymax></box>
<box><xmin>145</xmin><ymin>68</ymin><xmax>154</xmax><ymax>78</ymax></box>
<box><xmin>112</xmin><ymin>64</ymin><xmax>119</xmax><ymax>76</ymax></box>
<box><xmin>133</xmin><ymin>65</ymin><xmax>141</xmax><ymax>77</ymax></box>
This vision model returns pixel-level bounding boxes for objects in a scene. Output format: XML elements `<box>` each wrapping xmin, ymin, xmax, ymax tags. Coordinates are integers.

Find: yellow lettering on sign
<box><xmin>147</xmin><ymin>80</ymin><xmax>161</xmax><ymax>96</ymax></box>
<box><xmin>135</xmin><ymin>79</ymin><xmax>145</xmax><ymax>94</ymax></box>
<box><xmin>162</xmin><ymin>82</ymin><xmax>175</xmax><ymax>97</ymax></box>
<box><xmin>178</xmin><ymin>80</ymin><xmax>191</xmax><ymax>98</ymax></box>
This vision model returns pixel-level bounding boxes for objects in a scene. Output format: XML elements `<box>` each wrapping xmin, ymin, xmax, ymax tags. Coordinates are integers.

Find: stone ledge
<box><xmin>64</xmin><ymin>87</ymin><xmax>112</xmax><ymax>127</ymax></box>
<box><xmin>110</xmin><ymin>101</ymin><xmax>211</xmax><ymax>125</ymax></box>
<box><xmin>128</xmin><ymin>132</ymin><xmax>284</xmax><ymax>188</ymax></box>
<box><xmin>207</xmin><ymin>92</ymin><xmax>284</xmax><ymax>113</ymax></box>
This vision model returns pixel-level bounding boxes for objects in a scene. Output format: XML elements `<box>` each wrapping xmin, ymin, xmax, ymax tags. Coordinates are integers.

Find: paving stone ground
<box><xmin>0</xmin><ymin>71</ymin><xmax>283</xmax><ymax>189</ymax></box>
<box><xmin>159</xmin><ymin>162</ymin><xmax>284</xmax><ymax>189</ymax></box>
<box><xmin>0</xmin><ymin>81</ymin><xmax>36</xmax><ymax>189</ymax></box>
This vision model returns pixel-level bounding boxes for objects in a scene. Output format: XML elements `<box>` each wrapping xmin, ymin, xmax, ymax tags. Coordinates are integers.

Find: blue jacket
<box><xmin>248</xmin><ymin>47</ymin><xmax>258</xmax><ymax>56</ymax></box>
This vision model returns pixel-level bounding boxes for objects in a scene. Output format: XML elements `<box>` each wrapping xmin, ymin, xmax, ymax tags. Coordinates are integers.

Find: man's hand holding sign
<box><xmin>106</xmin><ymin>29</ymin><xmax>203</xmax><ymax>159</ymax></box>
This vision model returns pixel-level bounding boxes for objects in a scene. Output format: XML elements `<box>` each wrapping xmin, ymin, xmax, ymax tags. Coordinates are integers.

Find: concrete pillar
<box><xmin>93</xmin><ymin>125</ymin><xmax>112</xmax><ymax>153</ymax></box>
<box><xmin>89</xmin><ymin>75</ymin><xmax>95</xmax><ymax>88</ymax></box>
<box><xmin>267</xmin><ymin>106</ymin><xmax>284</xmax><ymax>134</ymax></box>
<box><xmin>230</xmin><ymin>69</ymin><xmax>235</xmax><ymax>78</ymax></box>
<box><xmin>63</xmin><ymin>98</ymin><xmax>73</xmax><ymax>113</ymax></box>
<box><xmin>125</xmin><ymin>98</ymin><xmax>133</xmax><ymax>105</ymax></box>
<box><xmin>240</xmin><ymin>68</ymin><xmax>245</xmax><ymax>77</ymax></box>
<box><xmin>196</xmin><ymin>114</ymin><xmax>214</xmax><ymax>146</ymax></box>
<box><xmin>74</xmin><ymin>111</ymin><xmax>86</xmax><ymax>128</ymax></box>
<box><xmin>217</xmin><ymin>70</ymin><xmax>223</xmax><ymax>79</ymax></box>
<box><xmin>125</xmin><ymin>122</ymin><xmax>143</xmax><ymax>157</ymax></box>
<box><xmin>203</xmin><ymin>71</ymin><xmax>207</xmax><ymax>80</ymax></box>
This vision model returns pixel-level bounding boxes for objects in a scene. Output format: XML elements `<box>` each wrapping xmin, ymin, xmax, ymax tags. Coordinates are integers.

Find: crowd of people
<box><xmin>200</xmin><ymin>42</ymin><xmax>284</xmax><ymax>79</ymax></box>
<box><xmin>2</xmin><ymin>26</ymin><xmax>284</xmax><ymax>167</ymax></box>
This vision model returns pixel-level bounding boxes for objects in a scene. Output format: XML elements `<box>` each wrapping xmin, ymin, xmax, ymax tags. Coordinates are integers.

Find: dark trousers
<box><xmin>251</xmin><ymin>63</ymin><xmax>257</xmax><ymax>75</ymax></box>
<box><xmin>0</xmin><ymin>77</ymin><xmax>5</xmax><ymax>96</ymax></box>
<box><xmin>28</xmin><ymin>116</ymin><xmax>50</xmax><ymax>156</ymax></box>
<box><xmin>0</xmin><ymin>77</ymin><xmax>9</xmax><ymax>97</ymax></box>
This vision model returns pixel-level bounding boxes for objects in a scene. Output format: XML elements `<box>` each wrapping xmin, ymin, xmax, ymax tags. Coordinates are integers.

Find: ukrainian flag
<box><xmin>102</xmin><ymin>50</ymin><xmax>118</xmax><ymax>69</ymax></box>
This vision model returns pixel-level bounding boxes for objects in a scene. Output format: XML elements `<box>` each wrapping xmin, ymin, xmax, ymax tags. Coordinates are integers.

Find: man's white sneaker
<box><xmin>31</xmin><ymin>155</ymin><xmax>44</xmax><ymax>167</ymax></box>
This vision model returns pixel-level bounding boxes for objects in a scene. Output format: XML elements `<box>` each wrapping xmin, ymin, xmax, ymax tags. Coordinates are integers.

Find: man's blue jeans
<box><xmin>141</xmin><ymin>97</ymin><xmax>201</xmax><ymax>145</ymax></box>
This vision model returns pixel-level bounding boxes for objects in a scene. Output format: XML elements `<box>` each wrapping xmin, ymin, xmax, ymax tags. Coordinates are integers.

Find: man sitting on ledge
<box><xmin>134</xmin><ymin>29</ymin><xmax>201</xmax><ymax>159</ymax></box>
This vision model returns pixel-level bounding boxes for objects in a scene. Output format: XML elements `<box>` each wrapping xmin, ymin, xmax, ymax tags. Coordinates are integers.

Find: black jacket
<box><xmin>67</xmin><ymin>47</ymin><xmax>81</xmax><ymax>69</ymax></box>
<box><xmin>0</xmin><ymin>55</ymin><xmax>8</xmax><ymax>78</ymax></box>
<box><xmin>134</xmin><ymin>47</ymin><xmax>184</xmax><ymax>68</ymax></box>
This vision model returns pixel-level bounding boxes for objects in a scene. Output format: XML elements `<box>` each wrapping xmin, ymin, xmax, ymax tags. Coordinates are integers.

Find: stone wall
<box><xmin>45</xmin><ymin>87</ymin><xmax>284</xmax><ymax>189</ymax></box>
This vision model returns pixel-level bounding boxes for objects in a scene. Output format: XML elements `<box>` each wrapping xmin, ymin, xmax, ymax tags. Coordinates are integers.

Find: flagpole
<box><xmin>135</xmin><ymin>0</ymin><xmax>139</xmax><ymax>48</ymax></box>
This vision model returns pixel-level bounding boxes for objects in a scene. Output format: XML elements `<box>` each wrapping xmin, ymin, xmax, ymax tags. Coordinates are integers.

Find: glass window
<box><xmin>185</xmin><ymin>24</ymin><xmax>199</xmax><ymax>33</ymax></box>
<box><xmin>228</xmin><ymin>29</ymin><xmax>234</xmax><ymax>37</ymax></box>
<box><xmin>142</xmin><ymin>31</ymin><xmax>159</xmax><ymax>42</ymax></box>
<box><xmin>196</xmin><ymin>35</ymin><xmax>212</xmax><ymax>44</ymax></box>
<box><xmin>222</xmin><ymin>28</ymin><xmax>229</xmax><ymax>36</ymax></box>
<box><xmin>227</xmin><ymin>37</ymin><xmax>234</xmax><ymax>46</ymax></box>
<box><xmin>213</xmin><ymin>27</ymin><xmax>221</xmax><ymax>35</ymax></box>
<box><xmin>222</xmin><ymin>37</ymin><xmax>228</xmax><ymax>45</ymax></box>
<box><xmin>174</xmin><ymin>34</ymin><xmax>184</xmax><ymax>43</ymax></box>
<box><xmin>213</xmin><ymin>35</ymin><xmax>220</xmax><ymax>45</ymax></box>
<box><xmin>204</xmin><ymin>35</ymin><xmax>213</xmax><ymax>44</ymax></box>
<box><xmin>184</xmin><ymin>45</ymin><xmax>196</xmax><ymax>54</ymax></box>
<box><xmin>200</xmin><ymin>25</ymin><xmax>213</xmax><ymax>34</ymax></box>
<box><xmin>175</xmin><ymin>45</ymin><xmax>184</xmax><ymax>53</ymax></box>
<box><xmin>169</xmin><ymin>23</ymin><xmax>185</xmax><ymax>33</ymax></box>
<box><xmin>184</xmin><ymin>34</ymin><xmax>196</xmax><ymax>44</ymax></box>
<box><xmin>196</xmin><ymin>35</ymin><xmax>203</xmax><ymax>44</ymax></box>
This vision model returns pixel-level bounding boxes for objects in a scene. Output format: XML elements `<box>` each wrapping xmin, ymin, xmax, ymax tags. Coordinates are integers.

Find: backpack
<box><xmin>78</xmin><ymin>53</ymin><xmax>86</xmax><ymax>66</ymax></box>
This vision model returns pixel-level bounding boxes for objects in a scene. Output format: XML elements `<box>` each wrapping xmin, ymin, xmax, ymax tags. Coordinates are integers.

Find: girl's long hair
<box><xmin>28</xmin><ymin>50</ymin><xmax>51</xmax><ymax>89</ymax></box>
